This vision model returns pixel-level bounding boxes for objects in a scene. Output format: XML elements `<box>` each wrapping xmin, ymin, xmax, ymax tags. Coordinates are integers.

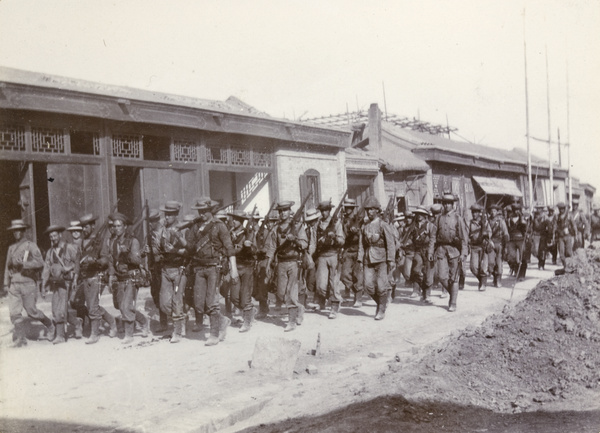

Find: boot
<box><xmin>122</xmin><ymin>322</ymin><xmax>134</xmax><ymax>344</ymax></box>
<box><xmin>284</xmin><ymin>308</ymin><xmax>298</xmax><ymax>332</ymax></box>
<box><xmin>328</xmin><ymin>302</ymin><xmax>340</xmax><ymax>320</ymax></box>
<box><xmin>86</xmin><ymin>319</ymin><xmax>101</xmax><ymax>344</ymax></box>
<box><xmin>193</xmin><ymin>311</ymin><xmax>204</xmax><ymax>332</ymax></box>
<box><xmin>493</xmin><ymin>275</ymin><xmax>499</xmax><ymax>288</ymax></box>
<box><xmin>298</xmin><ymin>293</ymin><xmax>307</xmax><ymax>308</ymax></box>
<box><xmin>479</xmin><ymin>276</ymin><xmax>487</xmax><ymax>292</ymax></box>
<box><xmin>170</xmin><ymin>320</ymin><xmax>182</xmax><ymax>343</ymax></box>
<box><xmin>157</xmin><ymin>311</ymin><xmax>168</xmax><ymax>333</ymax></box>
<box><xmin>218</xmin><ymin>314</ymin><xmax>231</xmax><ymax>342</ymax></box>
<box><xmin>440</xmin><ymin>286</ymin><xmax>448</xmax><ymax>298</ymax></box>
<box><xmin>41</xmin><ymin>316</ymin><xmax>55</xmax><ymax>341</ymax></box>
<box><xmin>53</xmin><ymin>325</ymin><xmax>66</xmax><ymax>344</ymax></box>
<box><xmin>375</xmin><ymin>292</ymin><xmax>389</xmax><ymax>320</ymax></box>
<box><xmin>12</xmin><ymin>320</ymin><xmax>27</xmax><ymax>347</ymax></box>
<box><xmin>136</xmin><ymin>311</ymin><xmax>149</xmax><ymax>338</ymax></box>
<box><xmin>182</xmin><ymin>315</ymin><xmax>187</xmax><ymax>337</ymax></box>
<box><xmin>517</xmin><ymin>260</ymin><xmax>527</xmax><ymax>281</ymax></box>
<box><xmin>73</xmin><ymin>317</ymin><xmax>83</xmax><ymax>339</ymax></box>
<box><xmin>205</xmin><ymin>314</ymin><xmax>220</xmax><ymax>346</ymax></box>
<box><xmin>256</xmin><ymin>301</ymin><xmax>269</xmax><ymax>319</ymax></box>
<box><xmin>409</xmin><ymin>283</ymin><xmax>419</xmax><ymax>298</ymax></box>
<box><xmin>239</xmin><ymin>307</ymin><xmax>256</xmax><ymax>333</ymax></box>
<box><xmin>448</xmin><ymin>283</ymin><xmax>458</xmax><ymax>312</ymax></box>
<box><xmin>104</xmin><ymin>312</ymin><xmax>117</xmax><ymax>338</ymax></box>
<box><xmin>352</xmin><ymin>290</ymin><xmax>363</xmax><ymax>308</ymax></box>
<box><xmin>422</xmin><ymin>288</ymin><xmax>432</xmax><ymax>304</ymax></box>
<box><xmin>296</xmin><ymin>304</ymin><xmax>305</xmax><ymax>325</ymax></box>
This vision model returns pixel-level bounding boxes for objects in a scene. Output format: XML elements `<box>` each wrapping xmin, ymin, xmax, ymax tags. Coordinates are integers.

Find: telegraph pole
<box><xmin>523</xmin><ymin>11</ymin><xmax>533</xmax><ymax>211</ymax></box>
<box><xmin>545</xmin><ymin>46</ymin><xmax>554</xmax><ymax>207</ymax></box>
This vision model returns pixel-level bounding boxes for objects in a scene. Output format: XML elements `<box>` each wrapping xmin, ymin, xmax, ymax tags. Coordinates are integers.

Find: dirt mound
<box><xmin>411</xmin><ymin>246</ymin><xmax>600</xmax><ymax>413</ymax></box>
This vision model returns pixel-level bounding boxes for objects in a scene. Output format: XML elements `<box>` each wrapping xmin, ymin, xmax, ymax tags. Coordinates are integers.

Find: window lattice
<box><xmin>230</xmin><ymin>146</ymin><xmax>252</xmax><ymax>166</ymax></box>
<box><xmin>240</xmin><ymin>172</ymin><xmax>268</xmax><ymax>202</ymax></box>
<box><xmin>93</xmin><ymin>135</ymin><xmax>101</xmax><ymax>155</ymax></box>
<box><xmin>173</xmin><ymin>140</ymin><xmax>199</xmax><ymax>162</ymax></box>
<box><xmin>205</xmin><ymin>146</ymin><xmax>228</xmax><ymax>164</ymax></box>
<box><xmin>0</xmin><ymin>126</ymin><xmax>26</xmax><ymax>151</ymax></box>
<box><xmin>112</xmin><ymin>134</ymin><xmax>141</xmax><ymax>159</ymax></box>
<box><xmin>252</xmin><ymin>149</ymin><xmax>272</xmax><ymax>167</ymax></box>
<box><xmin>32</xmin><ymin>127</ymin><xmax>65</xmax><ymax>153</ymax></box>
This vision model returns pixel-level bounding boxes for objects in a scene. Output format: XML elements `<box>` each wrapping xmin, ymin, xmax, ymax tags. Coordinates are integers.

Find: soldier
<box><xmin>407</xmin><ymin>207</ymin><xmax>436</xmax><ymax>303</ymax></box>
<box><xmin>429</xmin><ymin>203</ymin><xmax>444</xmax><ymax>297</ymax></box>
<box><xmin>468</xmin><ymin>204</ymin><xmax>492</xmax><ymax>291</ymax></box>
<box><xmin>402</xmin><ymin>211</ymin><xmax>415</xmax><ymax>294</ymax></box>
<box><xmin>571</xmin><ymin>199</ymin><xmax>590</xmax><ymax>251</ymax></box>
<box><xmin>314</xmin><ymin>200</ymin><xmax>345</xmax><ymax>319</ymax></box>
<box><xmin>357</xmin><ymin>196</ymin><xmax>396</xmax><ymax>320</ymax></box>
<box><xmin>4</xmin><ymin>219</ymin><xmax>54</xmax><ymax>347</ymax></box>
<box><xmin>506</xmin><ymin>204</ymin><xmax>529</xmax><ymax>281</ymax></box>
<box><xmin>340</xmin><ymin>199</ymin><xmax>364</xmax><ymax>308</ymax></box>
<box><xmin>254</xmin><ymin>210</ymin><xmax>279</xmax><ymax>319</ymax></box>
<box><xmin>302</xmin><ymin>208</ymin><xmax>321</xmax><ymax>309</ymax></box>
<box><xmin>106</xmin><ymin>213</ymin><xmax>149</xmax><ymax>344</ymax></box>
<box><xmin>391</xmin><ymin>212</ymin><xmax>406</xmax><ymax>294</ymax></box>
<box><xmin>265</xmin><ymin>200</ymin><xmax>308</xmax><ymax>332</ymax></box>
<box><xmin>487</xmin><ymin>204</ymin><xmax>508</xmax><ymax>287</ymax></box>
<box><xmin>434</xmin><ymin>194</ymin><xmax>468</xmax><ymax>312</ymax></box>
<box><xmin>157</xmin><ymin>201</ymin><xmax>188</xmax><ymax>343</ymax></box>
<box><xmin>228</xmin><ymin>210</ymin><xmax>258</xmax><ymax>333</ymax></box>
<box><xmin>591</xmin><ymin>205</ymin><xmax>600</xmax><ymax>242</ymax></box>
<box><xmin>41</xmin><ymin>225</ymin><xmax>82</xmax><ymax>344</ymax></box>
<box><xmin>186</xmin><ymin>198</ymin><xmax>236</xmax><ymax>346</ymax></box>
<box><xmin>555</xmin><ymin>202</ymin><xmax>576</xmax><ymax>267</ymax></box>
<box><xmin>547</xmin><ymin>206</ymin><xmax>559</xmax><ymax>265</ymax></box>
<box><xmin>66</xmin><ymin>221</ymin><xmax>88</xmax><ymax>329</ymax></box>
<box><xmin>144</xmin><ymin>209</ymin><xmax>168</xmax><ymax>333</ymax></box>
<box><xmin>535</xmin><ymin>206</ymin><xmax>553</xmax><ymax>270</ymax></box>
<box><xmin>78</xmin><ymin>214</ymin><xmax>117</xmax><ymax>344</ymax></box>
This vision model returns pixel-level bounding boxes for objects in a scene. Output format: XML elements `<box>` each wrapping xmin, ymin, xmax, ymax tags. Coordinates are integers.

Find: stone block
<box><xmin>250</xmin><ymin>336</ymin><xmax>301</xmax><ymax>379</ymax></box>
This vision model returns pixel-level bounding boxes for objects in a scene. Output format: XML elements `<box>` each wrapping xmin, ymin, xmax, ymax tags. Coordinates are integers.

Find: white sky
<box><xmin>1</xmin><ymin>0</ymin><xmax>599</xmax><ymax>195</ymax></box>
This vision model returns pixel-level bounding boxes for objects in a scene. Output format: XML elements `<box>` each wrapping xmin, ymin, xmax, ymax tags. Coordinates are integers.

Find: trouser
<box><xmin>469</xmin><ymin>247</ymin><xmax>488</xmax><ymax>282</ymax></box>
<box><xmin>8</xmin><ymin>280</ymin><xmax>50</xmax><ymax>325</ymax></box>
<box><xmin>276</xmin><ymin>260</ymin><xmax>301</xmax><ymax>309</ymax></box>
<box><xmin>363</xmin><ymin>261</ymin><xmax>390</xmax><ymax>301</ymax></box>
<box><xmin>50</xmin><ymin>283</ymin><xmax>79</xmax><ymax>326</ymax></box>
<box><xmin>532</xmin><ymin>234</ymin><xmax>540</xmax><ymax>259</ymax></box>
<box><xmin>114</xmin><ymin>279</ymin><xmax>146</xmax><ymax>326</ymax></box>
<box><xmin>557</xmin><ymin>236</ymin><xmax>573</xmax><ymax>267</ymax></box>
<box><xmin>435</xmin><ymin>245</ymin><xmax>460</xmax><ymax>291</ymax></box>
<box><xmin>253</xmin><ymin>258</ymin><xmax>270</xmax><ymax>310</ymax></box>
<box><xmin>159</xmin><ymin>266</ymin><xmax>186</xmax><ymax>322</ymax></box>
<box><xmin>151</xmin><ymin>264</ymin><xmax>167</xmax><ymax>325</ymax></box>
<box><xmin>340</xmin><ymin>250</ymin><xmax>363</xmax><ymax>295</ymax></box>
<box><xmin>402</xmin><ymin>251</ymin><xmax>414</xmax><ymax>284</ymax></box>
<box><xmin>487</xmin><ymin>241</ymin><xmax>503</xmax><ymax>281</ymax></box>
<box><xmin>81</xmin><ymin>276</ymin><xmax>107</xmax><ymax>321</ymax></box>
<box><xmin>573</xmin><ymin>232</ymin><xmax>584</xmax><ymax>251</ymax></box>
<box><xmin>537</xmin><ymin>236</ymin><xmax>550</xmax><ymax>267</ymax></box>
<box><xmin>70</xmin><ymin>280</ymin><xmax>88</xmax><ymax>321</ymax></box>
<box><xmin>411</xmin><ymin>250</ymin><xmax>433</xmax><ymax>293</ymax></box>
<box><xmin>506</xmin><ymin>239</ymin><xmax>524</xmax><ymax>272</ymax></box>
<box><xmin>316</xmin><ymin>253</ymin><xmax>342</xmax><ymax>303</ymax></box>
<box><xmin>230</xmin><ymin>262</ymin><xmax>254</xmax><ymax>312</ymax></box>
<box><xmin>192</xmin><ymin>265</ymin><xmax>221</xmax><ymax>318</ymax></box>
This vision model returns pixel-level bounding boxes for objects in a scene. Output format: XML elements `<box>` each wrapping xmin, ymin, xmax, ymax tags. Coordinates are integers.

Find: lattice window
<box><xmin>93</xmin><ymin>135</ymin><xmax>101</xmax><ymax>155</ymax></box>
<box><xmin>205</xmin><ymin>146</ymin><xmax>227</xmax><ymax>164</ymax></box>
<box><xmin>173</xmin><ymin>140</ymin><xmax>199</xmax><ymax>163</ymax></box>
<box><xmin>230</xmin><ymin>146</ymin><xmax>252</xmax><ymax>166</ymax></box>
<box><xmin>32</xmin><ymin>127</ymin><xmax>65</xmax><ymax>153</ymax></box>
<box><xmin>252</xmin><ymin>149</ymin><xmax>272</xmax><ymax>167</ymax></box>
<box><xmin>432</xmin><ymin>175</ymin><xmax>441</xmax><ymax>196</ymax></box>
<box><xmin>0</xmin><ymin>125</ymin><xmax>26</xmax><ymax>152</ymax></box>
<box><xmin>112</xmin><ymin>134</ymin><xmax>141</xmax><ymax>159</ymax></box>
<box><xmin>240</xmin><ymin>172</ymin><xmax>268</xmax><ymax>202</ymax></box>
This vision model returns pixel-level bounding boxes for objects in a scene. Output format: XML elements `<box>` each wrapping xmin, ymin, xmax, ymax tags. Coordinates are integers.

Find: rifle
<box><xmin>192</xmin><ymin>197</ymin><xmax>243</xmax><ymax>223</ymax></box>
<box><xmin>144</xmin><ymin>199</ymin><xmax>155</xmax><ymax>270</ymax></box>
<box><xmin>81</xmin><ymin>202</ymin><xmax>119</xmax><ymax>262</ymax></box>
<box><xmin>320</xmin><ymin>190</ymin><xmax>348</xmax><ymax>243</ymax></box>
<box><xmin>257</xmin><ymin>200</ymin><xmax>277</xmax><ymax>240</ymax></box>
<box><xmin>383</xmin><ymin>190</ymin><xmax>397</xmax><ymax>223</ymax></box>
<box><xmin>289</xmin><ymin>191</ymin><xmax>313</xmax><ymax>236</ymax></box>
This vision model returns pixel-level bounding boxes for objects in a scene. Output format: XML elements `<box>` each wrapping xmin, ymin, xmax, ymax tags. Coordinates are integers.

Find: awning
<box><xmin>473</xmin><ymin>176</ymin><xmax>523</xmax><ymax>197</ymax></box>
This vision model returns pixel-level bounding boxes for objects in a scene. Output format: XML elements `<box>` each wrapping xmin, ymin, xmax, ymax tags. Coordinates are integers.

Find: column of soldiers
<box><xmin>4</xmin><ymin>192</ymin><xmax>595</xmax><ymax>348</ymax></box>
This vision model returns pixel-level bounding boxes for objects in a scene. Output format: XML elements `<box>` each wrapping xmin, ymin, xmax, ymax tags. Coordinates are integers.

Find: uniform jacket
<box><xmin>42</xmin><ymin>240</ymin><xmax>79</xmax><ymax>287</ymax></box>
<box><xmin>106</xmin><ymin>233</ymin><xmax>142</xmax><ymax>279</ymax></box>
<box><xmin>357</xmin><ymin>216</ymin><xmax>396</xmax><ymax>265</ymax></box>
<box><xmin>435</xmin><ymin>210</ymin><xmax>468</xmax><ymax>256</ymax></box>
<box><xmin>342</xmin><ymin>212</ymin><xmax>361</xmax><ymax>253</ymax></box>
<box><xmin>3</xmin><ymin>238</ymin><xmax>44</xmax><ymax>286</ymax></box>
<box><xmin>185</xmin><ymin>217</ymin><xmax>234</xmax><ymax>263</ymax></box>
<box><xmin>555</xmin><ymin>212</ymin><xmax>576</xmax><ymax>239</ymax></box>
<box><xmin>265</xmin><ymin>218</ymin><xmax>308</xmax><ymax>261</ymax></box>
<box><xmin>407</xmin><ymin>220</ymin><xmax>437</xmax><ymax>257</ymax></box>
<box><xmin>468</xmin><ymin>218</ymin><xmax>492</xmax><ymax>248</ymax></box>
<box><xmin>316</xmin><ymin>216</ymin><xmax>344</xmax><ymax>257</ymax></box>
<box><xmin>490</xmin><ymin>215</ymin><xmax>509</xmax><ymax>245</ymax></box>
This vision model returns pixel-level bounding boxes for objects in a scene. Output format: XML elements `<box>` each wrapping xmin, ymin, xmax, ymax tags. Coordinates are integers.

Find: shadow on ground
<box><xmin>239</xmin><ymin>395</ymin><xmax>600</xmax><ymax>433</ymax></box>
<box><xmin>0</xmin><ymin>418</ymin><xmax>137</xmax><ymax>433</ymax></box>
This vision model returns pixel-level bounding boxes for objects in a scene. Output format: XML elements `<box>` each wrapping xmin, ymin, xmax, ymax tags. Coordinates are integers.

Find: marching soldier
<box><xmin>78</xmin><ymin>214</ymin><xmax>117</xmax><ymax>344</ymax></box>
<box><xmin>265</xmin><ymin>200</ymin><xmax>308</xmax><ymax>332</ymax></box>
<box><xmin>66</xmin><ymin>222</ymin><xmax>88</xmax><ymax>329</ymax></box>
<box><xmin>555</xmin><ymin>202</ymin><xmax>576</xmax><ymax>267</ymax></box>
<box><xmin>106</xmin><ymin>213</ymin><xmax>149</xmax><ymax>344</ymax></box>
<box><xmin>4</xmin><ymin>219</ymin><xmax>54</xmax><ymax>346</ymax></box>
<box><xmin>547</xmin><ymin>206</ymin><xmax>558</xmax><ymax>265</ymax></box>
<box><xmin>254</xmin><ymin>210</ymin><xmax>279</xmax><ymax>319</ymax></box>
<box><xmin>357</xmin><ymin>196</ymin><xmax>396</xmax><ymax>320</ymax></box>
<box><xmin>340</xmin><ymin>198</ymin><xmax>364</xmax><ymax>307</ymax></box>
<box><xmin>402</xmin><ymin>211</ymin><xmax>415</xmax><ymax>294</ymax></box>
<box><xmin>434</xmin><ymin>194</ymin><xmax>468</xmax><ymax>312</ymax></box>
<box><xmin>429</xmin><ymin>203</ymin><xmax>444</xmax><ymax>297</ymax></box>
<box><xmin>591</xmin><ymin>205</ymin><xmax>600</xmax><ymax>242</ymax></box>
<box><xmin>487</xmin><ymin>204</ymin><xmax>509</xmax><ymax>287</ymax></box>
<box><xmin>314</xmin><ymin>200</ymin><xmax>345</xmax><ymax>319</ymax></box>
<box><xmin>41</xmin><ymin>225</ymin><xmax>82</xmax><ymax>344</ymax></box>
<box><xmin>185</xmin><ymin>198</ymin><xmax>236</xmax><ymax>346</ymax></box>
<box><xmin>506</xmin><ymin>204</ymin><xmax>529</xmax><ymax>281</ymax></box>
<box><xmin>535</xmin><ymin>206</ymin><xmax>553</xmax><ymax>270</ymax></box>
<box><xmin>157</xmin><ymin>201</ymin><xmax>188</xmax><ymax>343</ymax></box>
<box><xmin>407</xmin><ymin>207</ymin><xmax>436</xmax><ymax>303</ymax></box>
<box><xmin>303</xmin><ymin>207</ymin><xmax>321</xmax><ymax>309</ymax></box>
<box><xmin>571</xmin><ymin>199</ymin><xmax>590</xmax><ymax>251</ymax></box>
<box><xmin>228</xmin><ymin>210</ymin><xmax>258</xmax><ymax>333</ymax></box>
<box><xmin>145</xmin><ymin>209</ymin><xmax>168</xmax><ymax>333</ymax></box>
<box><xmin>468</xmin><ymin>204</ymin><xmax>491</xmax><ymax>291</ymax></box>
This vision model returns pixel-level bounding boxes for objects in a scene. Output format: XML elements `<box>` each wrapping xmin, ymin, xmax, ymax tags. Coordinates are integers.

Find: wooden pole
<box><xmin>523</xmin><ymin>11</ymin><xmax>534</xmax><ymax>212</ymax></box>
<box><xmin>546</xmin><ymin>46</ymin><xmax>554</xmax><ymax>207</ymax></box>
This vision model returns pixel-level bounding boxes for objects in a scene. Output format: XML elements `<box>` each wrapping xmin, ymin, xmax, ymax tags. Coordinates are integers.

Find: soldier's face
<box><xmin>415</xmin><ymin>214</ymin><xmax>425</xmax><ymax>224</ymax></box>
<box><xmin>13</xmin><ymin>229</ymin><xmax>24</xmax><ymax>241</ymax></box>
<box><xmin>83</xmin><ymin>223</ymin><xmax>94</xmax><ymax>238</ymax></box>
<box><xmin>198</xmin><ymin>210</ymin><xmax>212</xmax><ymax>222</ymax></box>
<box><xmin>321</xmin><ymin>209</ymin><xmax>331</xmax><ymax>219</ymax></box>
<box><xmin>366</xmin><ymin>208</ymin><xmax>378</xmax><ymax>221</ymax></box>
<box><xmin>344</xmin><ymin>207</ymin><xmax>353</xmax><ymax>216</ymax></box>
<box><xmin>150</xmin><ymin>219</ymin><xmax>161</xmax><ymax>230</ymax></box>
<box><xmin>279</xmin><ymin>209</ymin><xmax>291</xmax><ymax>220</ymax></box>
<box><xmin>113</xmin><ymin>220</ymin><xmax>126</xmax><ymax>236</ymax></box>
<box><xmin>71</xmin><ymin>230</ymin><xmax>82</xmax><ymax>240</ymax></box>
<box><xmin>165</xmin><ymin>213</ymin><xmax>177</xmax><ymax>226</ymax></box>
<box><xmin>443</xmin><ymin>202</ymin><xmax>453</xmax><ymax>213</ymax></box>
<box><xmin>49</xmin><ymin>231</ymin><xmax>60</xmax><ymax>246</ymax></box>
<box><xmin>232</xmin><ymin>218</ymin><xmax>243</xmax><ymax>229</ymax></box>
<box><xmin>472</xmin><ymin>211</ymin><xmax>481</xmax><ymax>221</ymax></box>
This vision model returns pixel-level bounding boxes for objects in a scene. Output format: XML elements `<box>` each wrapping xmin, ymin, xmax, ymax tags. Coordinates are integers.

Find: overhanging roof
<box><xmin>473</xmin><ymin>176</ymin><xmax>523</xmax><ymax>197</ymax></box>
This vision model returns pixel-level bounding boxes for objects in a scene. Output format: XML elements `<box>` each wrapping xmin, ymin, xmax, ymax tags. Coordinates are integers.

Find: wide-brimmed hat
<box><xmin>304</xmin><ymin>208</ymin><xmax>321</xmax><ymax>222</ymax></box>
<box><xmin>556</xmin><ymin>202</ymin><xmax>566</xmax><ymax>209</ymax></box>
<box><xmin>267</xmin><ymin>211</ymin><xmax>280</xmax><ymax>221</ymax></box>
<box><xmin>405</xmin><ymin>211</ymin><xmax>414</xmax><ymax>219</ymax></box>
<box><xmin>363</xmin><ymin>196</ymin><xmax>381</xmax><ymax>209</ymax></box>
<box><xmin>176</xmin><ymin>214</ymin><xmax>197</xmax><ymax>230</ymax></box>
<box><xmin>79</xmin><ymin>214</ymin><xmax>98</xmax><ymax>226</ymax></box>
<box><xmin>343</xmin><ymin>198</ymin><xmax>358</xmax><ymax>207</ymax></box>
<box><xmin>215</xmin><ymin>209</ymin><xmax>228</xmax><ymax>220</ymax></box>
<box><xmin>441</xmin><ymin>193</ymin><xmax>456</xmax><ymax>203</ymax></box>
<box><xmin>228</xmin><ymin>210</ymin><xmax>250</xmax><ymax>220</ymax></box>
<box><xmin>470</xmin><ymin>204</ymin><xmax>483</xmax><ymax>212</ymax></box>
<box><xmin>413</xmin><ymin>206</ymin><xmax>431</xmax><ymax>217</ymax></box>
<box><xmin>160</xmin><ymin>200</ymin><xmax>181</xmax><ymax>214</ymax></box>
<box><xmin>7</xmin><ymin>219</ymin><xmax>29</xmax><ymax>231</ymax></box>
<box><xmin>275</xmin><ymin>201</ymin><xmax>295</xmax><ymax>211</ymax></box>
<box><xmin>66</xmin><ymin>221</ymin><xmax>83</xmax><ymax>231</ymax></box>
<box><xmin>191</xmin><ymin>197</ymin><xmax>220</xmax><ymax>211</ymax></box>
<box><xmin>45</xmin><ymin>224</ymin><xmax>65</xmax><ymax>234</ymax></box>
<box><xmin>110</xmin><ymin>212</ymin><xmax>130</xmax><ymax>225</ymax></box>
<box><xmin>393</xmin><ymin>212</ymin><xmax>405</xmax><ymax>221</ymax></box>
<box><xmin>148</xmin><ymin>209</ymin><xmax>161</xmax><ymax>222</ymax></box>
<box><xmin>488</xmin><ymin>203</ymin><xmax>502</xmax><ymax>211</ymax></box>
<box><xmin>430</xmin><ymin>204</ymin><xmax>443</xmax><ymax>215</ymax></box>
<box><xmin>317</xmin><ymin>200</ymin><xmax>333</xmax><ymax>211</ymax></box>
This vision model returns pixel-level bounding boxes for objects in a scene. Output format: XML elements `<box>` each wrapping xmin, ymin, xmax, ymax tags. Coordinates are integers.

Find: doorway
<box><xmin>115</xmin><ymin>166</ymin><xmax>143</xmax><ymax>238</ymax></box>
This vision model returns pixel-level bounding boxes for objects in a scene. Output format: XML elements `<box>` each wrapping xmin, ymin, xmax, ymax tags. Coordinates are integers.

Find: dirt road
<box><xmin>0</xmin><ymin>264</ymin><xmax>569</xmax><ymax>433</ymax></box>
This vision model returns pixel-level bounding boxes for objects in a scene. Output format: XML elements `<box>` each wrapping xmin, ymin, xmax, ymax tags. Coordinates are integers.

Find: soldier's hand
<box><xmin>326</xmin><ymin>231</ymin><xmax>335</xmax><ymax>239</ymax></box>
<box><xmin>428</xmin><ymin>254</ymin><xmax>434</xmax><ymax>262</ymax></box>
<box><xmin>117</xmin><ymin>244</ymin><xmax>129</xmax><ymax>254</ymax></box>
<box><xmin>350</xmin><ymin>226</ymin><xmax>359</xmax><ymax>234</ymax></box>
<box><xmin>243</xmin><ymin>240</ymin><xmax>252</xmax><ymax>247</ymax></box>
<box><xmin>108</xmin><ymin>275</ymin><xmax>116</xmax><ymax>288</ymax></box>
<box><xmin>164</xmin><ymin>242</ymin><xmax>174</xmax><ymax>253</ymax></box>
<box><xmin>286</xmin><ymin>233</ymin><xmax>296</xmax><ymax>242</ymax></box>
<box><xmin>230</xmin><ymin>267</ymin><xmax>239</xmax><ymax>282</ymax></box>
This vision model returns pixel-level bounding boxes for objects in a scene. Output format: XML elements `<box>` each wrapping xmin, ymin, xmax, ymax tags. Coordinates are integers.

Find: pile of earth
<box><xmin>395</xmin><ymin>245</ymin><xmax>600</xmax><ymax>414</ymax></box>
